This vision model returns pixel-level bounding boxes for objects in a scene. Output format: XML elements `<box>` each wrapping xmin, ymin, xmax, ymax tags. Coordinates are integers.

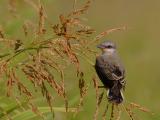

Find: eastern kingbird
<box><xmin>95</xmin><ymin>41</ymin><xmax>125</xmax><ymax>104</ymax></box>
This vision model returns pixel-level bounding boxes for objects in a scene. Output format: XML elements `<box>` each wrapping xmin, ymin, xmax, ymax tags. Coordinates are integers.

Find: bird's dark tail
<box><xmin>107</xmin><ymin>81</ymin><xmax>123</xmax><ymax>104</ymax></box>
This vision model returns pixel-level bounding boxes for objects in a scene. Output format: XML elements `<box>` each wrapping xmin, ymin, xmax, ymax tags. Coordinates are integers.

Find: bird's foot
<box><xmin>98</xmin><ymin>86</ymin><xmax>105</xmax><ymax>88</ymax></box>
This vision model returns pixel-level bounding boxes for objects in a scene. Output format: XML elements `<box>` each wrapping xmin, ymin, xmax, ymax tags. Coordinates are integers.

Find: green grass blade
<box><xmin>12</xmin><ymin>107</ymin><xmax>77</xmax><ymax>120</ymax></box>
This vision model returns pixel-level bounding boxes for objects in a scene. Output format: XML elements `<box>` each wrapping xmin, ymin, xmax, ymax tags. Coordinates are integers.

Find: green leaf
<box><xmin>0</xmin><ymin>97</ymin><xmax>28</xmax><ymax>118</ymax></box>
<box><xmin>12</xmin><ymin>107</ymin><xmax>77</xmax><ymax>120</ymax></box>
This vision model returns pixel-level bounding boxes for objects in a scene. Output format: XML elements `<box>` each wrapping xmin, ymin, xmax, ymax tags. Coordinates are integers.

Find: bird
<box><xmin>95</xmin><ymin>41</ymin><xmax>125</xmax><ymax>104</ymax></box>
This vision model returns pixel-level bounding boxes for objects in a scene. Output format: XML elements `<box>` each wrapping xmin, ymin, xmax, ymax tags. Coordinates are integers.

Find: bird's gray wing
<box><xmin>104</xmin><ymin>62</ymin><xmax>125</xmax><ymax>81</ymax></box>
<box><xmin>96</xmin><ymin>56</ymin><xmax>125</xmax><ymax>81</ymax></box>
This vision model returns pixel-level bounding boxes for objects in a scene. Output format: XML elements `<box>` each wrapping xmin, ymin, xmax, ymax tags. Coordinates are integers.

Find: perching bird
<box><xmin>95</xmin><ymin>41</ymin><xmax>125</xmax><ymax>104</ymax></box>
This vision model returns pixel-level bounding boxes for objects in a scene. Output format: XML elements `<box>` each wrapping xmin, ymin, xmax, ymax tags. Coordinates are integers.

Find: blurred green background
<box><xmin>0</xmin><ymin>0</ymin><xmax>160</xmax><ymax>120</ymax></box>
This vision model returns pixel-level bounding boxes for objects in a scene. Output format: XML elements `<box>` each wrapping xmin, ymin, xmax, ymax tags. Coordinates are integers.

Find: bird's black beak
<box><xmin>97</xmin><ymin>44</ymin><xmax>105</xmax><ymax>48</ymax></box>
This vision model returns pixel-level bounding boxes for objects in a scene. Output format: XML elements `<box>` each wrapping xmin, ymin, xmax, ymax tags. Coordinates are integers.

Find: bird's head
<box><xmin>97</xmin><ymin>41</ymin><xmax>116</xmax><ymax>54</ymax></box>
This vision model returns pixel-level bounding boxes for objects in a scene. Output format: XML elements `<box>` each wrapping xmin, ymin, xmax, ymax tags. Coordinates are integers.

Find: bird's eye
<box><xmin>106</xmin><ymin>45</ymin><xmax>112</xmax><ymax>48</ymax></box>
